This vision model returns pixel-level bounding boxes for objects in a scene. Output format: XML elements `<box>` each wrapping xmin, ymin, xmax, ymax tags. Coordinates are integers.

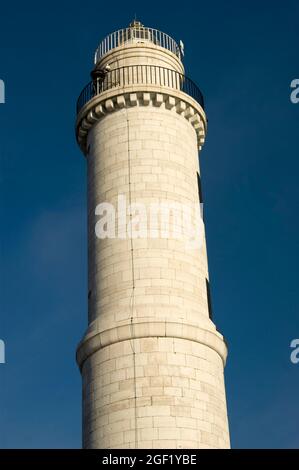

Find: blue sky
<box><xmin>0</xmin><ymin>0</ymin><xmax>298</xmax><ymax>448</ymax></box>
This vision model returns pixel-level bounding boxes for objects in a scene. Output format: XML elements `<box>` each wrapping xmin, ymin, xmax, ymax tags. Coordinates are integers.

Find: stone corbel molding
<box><xmin>76</xmin><ymin>88</ymin><xmax>207</xmax><ymax>155</ymax></box>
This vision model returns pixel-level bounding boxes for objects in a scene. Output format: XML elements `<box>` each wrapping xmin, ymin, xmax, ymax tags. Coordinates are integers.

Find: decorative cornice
<box><xmin>75</xmin><ymin>86</ymin><xmax>207</xmax><ymax>155</ymax></box>
<box><xmin>76</xmin><ymin>320</ymin><xmax>227</xmax><ymax>371</ymax></box>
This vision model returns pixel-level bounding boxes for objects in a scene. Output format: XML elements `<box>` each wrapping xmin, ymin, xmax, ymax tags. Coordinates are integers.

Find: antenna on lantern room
<box><xmin>179</xmin><ymin>39</ymin><xmax>185</xmax><ymax>57</ymax></box>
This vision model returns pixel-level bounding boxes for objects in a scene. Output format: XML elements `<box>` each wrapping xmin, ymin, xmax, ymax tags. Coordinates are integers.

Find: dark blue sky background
<box><xmin>0</xmin><ymin>0</ymin><xmax>298</xmax><ymax>448</ymax></box>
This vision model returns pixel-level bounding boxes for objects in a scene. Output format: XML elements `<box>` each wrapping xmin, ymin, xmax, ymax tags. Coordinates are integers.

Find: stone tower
<box><xmin>75</xmin><ymin>21</ymin><xmax>230</xmax><ymax>449</ymax></box>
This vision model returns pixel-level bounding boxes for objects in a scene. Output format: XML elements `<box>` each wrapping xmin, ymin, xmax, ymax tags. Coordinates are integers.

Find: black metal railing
<box><xmin>76</xmin><ymin>65</ymin><xmax>204</xmax><ymax>114</ymax></box>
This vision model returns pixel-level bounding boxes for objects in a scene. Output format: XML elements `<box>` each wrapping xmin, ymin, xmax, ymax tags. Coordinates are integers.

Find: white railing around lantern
<box><xmin>94</xmin><ymin>27</ymin><xmax>181</xmax><ymax>64</ymax></box>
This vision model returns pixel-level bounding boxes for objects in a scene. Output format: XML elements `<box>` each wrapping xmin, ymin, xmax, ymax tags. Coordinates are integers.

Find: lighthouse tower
<box><xmin>75</xmin><ymin>21</ymin><xmax>230</xmax><ymax>449</ymax></box>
